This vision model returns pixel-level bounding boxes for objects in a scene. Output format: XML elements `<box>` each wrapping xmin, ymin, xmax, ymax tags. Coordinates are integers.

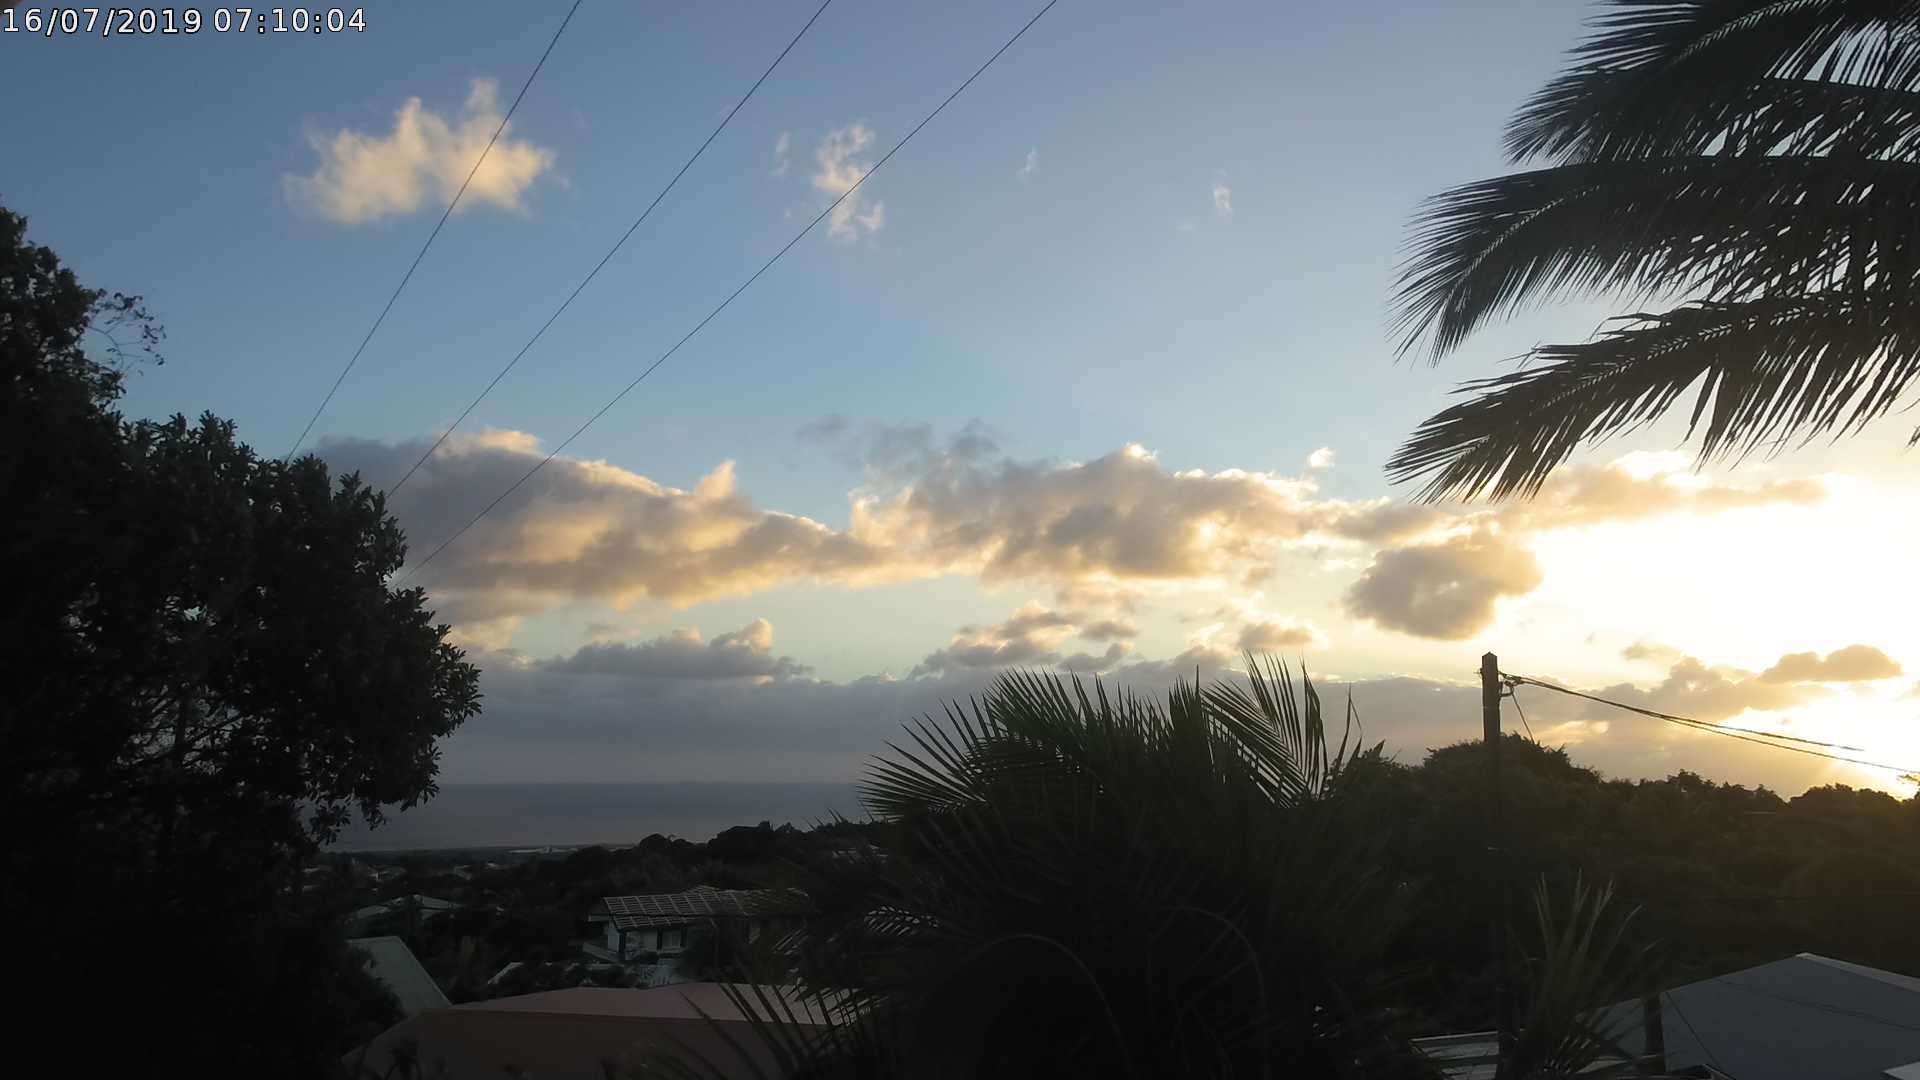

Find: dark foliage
<box><xmin>1391</xmin><ymin>0</ymin><xmax>1920</xmax><ymax>499</ymax></box>
<box><xmin>0</xmin><ymin>207</ymin><xmax>480</xmax><ymax>1077</ymax></box>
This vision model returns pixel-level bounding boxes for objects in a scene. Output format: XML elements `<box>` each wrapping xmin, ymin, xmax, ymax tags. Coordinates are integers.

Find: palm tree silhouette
<box><xmin>1391</xmin><ymin>0</ymin><xmax>1920</xmax><ymax>500</ymax></box>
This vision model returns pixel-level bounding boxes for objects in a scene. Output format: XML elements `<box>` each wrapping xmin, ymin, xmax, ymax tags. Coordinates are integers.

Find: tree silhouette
<box><xmin>0</xmin><ymin>206</ymin><xmax>481</xmax><ymax>1077</ymax></box>
<box><xmin>1391</xmin><ymin>0</ymin><xmax>1920</xmax><ymax>500</ymax></box>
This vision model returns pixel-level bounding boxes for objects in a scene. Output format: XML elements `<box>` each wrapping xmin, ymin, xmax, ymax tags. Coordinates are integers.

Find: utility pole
<box><xmin>1482</xmin><ymin>652</ymin><xmax>1517</xmax><ymax>1074</ymax></box>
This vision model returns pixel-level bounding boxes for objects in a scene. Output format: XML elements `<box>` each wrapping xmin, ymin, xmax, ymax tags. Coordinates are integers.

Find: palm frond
<box><xmin>1505</xmin><ymin>876</ymin><xmax>1658</xmax><ymax>1080</ymax></box>
<box><xmin>1391</xmin><ymin>290</ymin><xmax>1920</xmax><ymax>499</ymax></box>
<box><xmin>1393</xmin><ymin>155</ymin><xmax>1920</xmax><ymax>359</ymax></box>
<box><xmin>1507</xmin><ymin>0</ymin><xmax>1920</xmax><ymax>162</ymax></box>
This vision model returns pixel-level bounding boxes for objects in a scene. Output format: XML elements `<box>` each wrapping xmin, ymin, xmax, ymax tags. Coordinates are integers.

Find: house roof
<box><xmin>350</xmin><ymin>894</ymin><xmax>462</xmax><ymax>923</ymax></box>
<box><xmin>348</xmin><ymin>936</ymin><xmax>450</xmax><ymax>1017</ymax></box>
<box><xmin>349</xmin><ymin>985</ymin><xmax>829</xmax><ymax>1080</ymax></box>
<box><xmin>1600</xmin><ymin>953</ymin><xmax>1920</xmax><ymax>1080</ymax></box>
<box><xmin>601</xmin><ymin>886</ymin><xmax>807</xmax><ymax>930</ymax></box>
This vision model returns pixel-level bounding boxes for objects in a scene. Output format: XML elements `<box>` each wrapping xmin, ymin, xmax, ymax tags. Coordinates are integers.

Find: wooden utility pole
<box><xmin>1482</xmin><ymin>652</ymin><xmax>1517</xmax><ymax>1073</ymax></box>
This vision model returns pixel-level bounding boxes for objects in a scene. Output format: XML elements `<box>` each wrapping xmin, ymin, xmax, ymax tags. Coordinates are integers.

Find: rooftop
<box><xmin>601</xmin><ymin>885</ymin><xmax>808</xmax><ymax>930</ymax></box>
<box><xmin>348</xmin><ymin>936</ymin><xmax>450</xmax><ymax>1017</ymax></box>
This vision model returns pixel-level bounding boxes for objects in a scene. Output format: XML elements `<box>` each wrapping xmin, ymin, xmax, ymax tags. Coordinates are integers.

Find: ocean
<box><xmin>326</xmin><ymin>781</ymin><xmax>866</xmax><ymax>852</ymax></box>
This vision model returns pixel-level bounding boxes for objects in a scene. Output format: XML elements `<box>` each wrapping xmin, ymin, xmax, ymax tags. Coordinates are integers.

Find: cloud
<box><xmin>771</xmin><ymin>130</ymin><xmax>792</xmax><ymax>177</ymax></box>
<box><xmin>1061</xmin><ymin>642</ymin><xmax>1134</xmax><ymax>673</ymax></box>
<box><xmin>1307</xmin><ymin>447</ymin><xmax>1335</xmax><ymax>470</ymax></box>
<box><xmin>850</xmin><ymin>440</ymin><xmax>1351</xmax><ymax>585</ymax></box>
<box><xmin>1340</xmin><ymin>458</ymin><xmax>1827</xmax><ymax>640</ymax></box>
<box><xmin>1585</xmin><ymin>655</ymin><xmax>1823</xmax><ymax>723</ymax></box>
<box><xmin>324</xmin><ymin>428</ymin><xmax>1830</xmax><ymax>655</ymax></box>
<box><xmin>813</xmin><ymin>123</ymin><xmax>886</xmax><ymax>240</ymax></box>
<box><xmin>1238</xmin><ymin>619</ymin><xmax>1322</xmax><ymax>652</ymax></box>
<box><xmin>1344</xmin><ymin>527</ymin><xmax>1543</xmax><ymax>640</ymax></box>
<box><xmin>318</xmin><ymin>431</ymin><xmax>894</xmax><ymax>622</ymax></box>
<box><xmin>1212</xmin><ymin>181</ymin><xmax>1233</xmax><ymax>218</ymax></box>
<box><xmin>1019</xmin><ymin>148</ymin><xmax>1039</xmax><ymax>179</ymax></box>
<box><xmin>1758</xmin><ymin>644</ymin><xmax>1902</xmax><ymax>684</ymax></box>
<box><xmin>1622</xmin><ymin>640</ymin><xmax>1685</xmax><ymax>665</ymax></box>
<box><xmin>795</xmin><ymin>414</ymin><xmax>850</xmax><ymax>443</ymax></box>
<box><xmin>911</xmin><ymin>602</ymin><xmax>1081</xmax><ymax>676</ymax></box>
<box><xmin>382</xmin><ymin>642</ymin><xmax>1863</xmax><ymax>799</ymax></box>
<box><xmin>1079</xmin><ymin>618</ymin><xmax>1138</xmax><ymax>642</ymax></box>
<box><xmin>285</xmin><ymin>79</ymin><xmax>556</xmax><ymax>225</ymax></box>
<box><xmin>543</xmin><ymin>619</ymin><xmax>810</xmax><ymax>681</ymax></box>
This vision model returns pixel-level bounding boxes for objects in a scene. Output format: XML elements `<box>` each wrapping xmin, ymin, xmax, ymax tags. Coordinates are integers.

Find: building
<box><xmin>348</xmin><ymin>935</ymin><xmax>450</xmax><ymax>1017</ymax></box>
<box><xmin>1416</xmin><ymin>953</ymin><xmax>1920</xmax><ymax>1080</ymax></box>
<box><xmin>347</xmin><ymin>893</ymin><xmax>461</xmax><ymax>935</ymax></box>
<box><xmin>596</xmin><ymin>885</ymin><xmax>808</xmax><ymax>962</ymax></box>
<box><xmin>1603</xmin><ymin>953</ymin><xmax>1920</xmax><ymax>1080</ymax></box>
<box><xmin>349</xmin><ymin>984</ymin><xmax>830</xmax><ymax>1080</ymax></box>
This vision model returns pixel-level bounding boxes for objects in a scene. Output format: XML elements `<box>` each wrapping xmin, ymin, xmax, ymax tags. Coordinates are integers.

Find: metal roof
<box><xmin>1600</xmin><ymin>953</ymin><xmax>1920</xmax><ymax>1080</ymax></box>
<box><xmin>348</xmin><ymin>936</ymin><xmax>451</xmax><ymax>1017</ymax></box>
<box><xmin>601</xmin><ymin>886</ymin><xmax>807</xmax><ymax>930</ymax></box>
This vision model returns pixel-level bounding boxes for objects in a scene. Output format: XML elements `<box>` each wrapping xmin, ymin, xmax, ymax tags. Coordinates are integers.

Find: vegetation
<box><xmin>0</xmin><ymin>206</ymin><xmax>481</xmax><ymax>1077</ymax></box>
<box><xmin>1390</xmin><ymin>0</ymin><xmax>1920</xmax><ymax>499</ymax></box>
<box><xmin>623</xmin><ymin>667</ymin><xmax>1920</xmax><ymax>1079</ymax></box>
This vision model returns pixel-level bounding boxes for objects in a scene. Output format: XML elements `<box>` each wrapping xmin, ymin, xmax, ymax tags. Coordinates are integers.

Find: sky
<box><xmin>10</xmin><ymin>0</ymin><xmax>1920</xmax><ymax>800</ymax></box>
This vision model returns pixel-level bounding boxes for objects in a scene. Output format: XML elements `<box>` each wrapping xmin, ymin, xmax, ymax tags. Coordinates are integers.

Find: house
<box><xmin>347</xmin><ymin>893</ymin><xmax>461</xmax><ymax>935</ymax></box>
<box><xmin>596</xmin><ymin>885</ymin><xmax>808</xmax><ymax>961</ymax></box>
<box><xmin>1417</xmin><ymin>953</ymin><xmax>1920</xmax><ymax>1080</ymax></box>
<box><xmin>348</xmin><ymin>935</ymin><xmax>450</xmax><ymax>1017</ymax></box>
<box><xmin>349</xmin><ymin>984</ymin><xmax>830</xmax><ymax>1080</ymax></box>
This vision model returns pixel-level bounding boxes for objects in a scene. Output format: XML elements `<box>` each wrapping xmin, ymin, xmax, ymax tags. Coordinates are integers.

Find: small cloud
<box><xmin>1307</xmin><ymin>447</ymin><xmax>1335</xmax><ymax>470</ymax></box>
<box><xmin>1212</xmin><ymin>181</ymin><xmax>1233</xmax><ymax>218</ymax></box>
<box><xmin>1622</xmin><ymin>640</ymin><xmax>1685</xmax><ymax>665</ymax></box>
<box><xmin>1176</xmin><ymin>221</ymin><xmax>1197</xmax><ymax>234</ymax></box>
<box><xmin>1344</xmin><ymin>527</ymin><xmax>1543</xmax><ymax>640</ymax></box>
<box><xmin>1018</xmin><ymin>147</ymin><xmax>1039</xmax><ymax>179</ymax></box>
<box><xmin>771</xmin><ymin>130</ymin><xmax>792</xmax><ymax>177</ymax></box>
<box><xmin>1237</xmin><ymin>619</ymin><xmax>1321</xmax><ymax>652</ymax></box>
<box><xmin>285</xmin><ymin>79</ymin><xmax>556</xmax><ymax>225</ymax></box>
<box><xmin>814</xmin><ymin>123</ymin><xmax>886</xmax><ymax>240</ymax></box>
<box><xmin>795</xmin><ymin>414</ymin><xmax>850</xmax><ymax>443</ymax></box>
<box><xmin>1758</xmin><ymin>644</ymin><xmax>1903</xmax><ymax>684</ymax></box>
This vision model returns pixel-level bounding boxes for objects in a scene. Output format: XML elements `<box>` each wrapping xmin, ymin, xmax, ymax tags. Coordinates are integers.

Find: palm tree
<box><xmin>638</xmin><ymin>659</ymin><xmax>1424</xmax><ymax>1078</ymax></box>
<box><xmin>1391</xmin><ymin>0</ymin><xmax>1920</xmax><ymax>500</ymax></box>
<box><xmin>634</xmin><ymin>663</ymin><xmax>1684</xmax><ymax>1079</ymax></box>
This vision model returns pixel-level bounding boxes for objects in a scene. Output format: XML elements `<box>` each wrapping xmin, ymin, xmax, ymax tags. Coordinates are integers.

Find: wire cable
<box><xmin>386</xmin><ymin>0</ymin><xmax>835</xmax><ymax>496</ymax></box>
<box><xmin>1503</xmin><ymin>674</ymin><xmax>1865</xmax><ymax>751</ymax></box>
<box><xmin>1503</xmin><ymin>685</ymin><xmax>1536</xmax><ymax>739</ymax></box>
<box><xmin>397</xmin><ymin>0</ymin><xmax>1062</xmax><ymax>584</ymax></box>
<box><xmin>1503</xmin><ymin>673</ymin><xmax>1920</xmax><ymax>778</ymax></box>
<box><xmin>284</xmin><ymin>0</ymin><xmax>584</xmax><ymax>463</ymax></box>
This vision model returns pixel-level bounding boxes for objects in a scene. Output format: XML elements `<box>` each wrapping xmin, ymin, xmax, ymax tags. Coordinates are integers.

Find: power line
<box><xmin>1502</xmin><ymin>673</ymin><xmax>1920</xmax><ymax>779</ymax></box>
<box><xmin>1503</xmin><ymin>674</ymin><xmax>1866</xmax><ymax>751</ymax></box>
<box><xmin>386</xmin><ymin>0</ymin><xmax>836</xmax><ymax>497</ymax></box>
<box><xmin>397</xmin><ymin>0</ymin><xmax>1063</xmax><ymax>584</ymax></box>
<box><xmin>1503</xmin><ymin>685</ymin><xmax>1536</xmax><ymax>739</ymax></box>
<box><xmin>284</xmin><ymin>0</ymin><xmax>584</xmax><ymax>463</ymax></box>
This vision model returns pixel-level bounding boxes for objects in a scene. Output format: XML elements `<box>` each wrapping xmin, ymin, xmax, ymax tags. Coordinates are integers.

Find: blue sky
<box><xmin>12</xmin><ymin>0</ymin><xmax>1920</xmax><ymax>795</ymax></box>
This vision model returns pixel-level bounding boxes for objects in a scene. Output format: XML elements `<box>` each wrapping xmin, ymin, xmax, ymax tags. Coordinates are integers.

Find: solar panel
<box><xmin>601</xmin><ymin>887</ymin><xmax>807</xmax><ymax>930</ymax></box>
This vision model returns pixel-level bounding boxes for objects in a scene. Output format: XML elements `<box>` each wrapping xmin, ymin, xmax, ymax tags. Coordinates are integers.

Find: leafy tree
<box><xmin>0</xmin><ymin>206</ymin><xmax>481</xmax><ymax>1077</ymax></box>
<box><xmin>1389</xmin><ymin>0</ymin><xmax>1920</xmax><ymax>499</ymax></box>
